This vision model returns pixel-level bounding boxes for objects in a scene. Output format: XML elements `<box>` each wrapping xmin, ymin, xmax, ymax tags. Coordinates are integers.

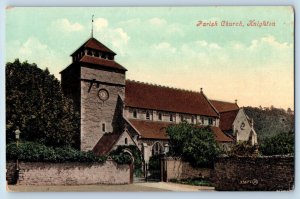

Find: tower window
<box><xmin>201</xmin><ymin>117</ymin><xmax>204</xmax><ymax>124</ymax></box>
<box><xmin>87</xmin><ymin>50</ymin><xmax>92</xmax><ymax>56</ymax></box>
<box><xmin>102</xmin><ymin>123</ymin><xmax>106</xmax><ymax>132</ymax></box>
<box><xmin>146</xmin><ymin>111</ymin><xmax>150</xmax><ymax>120</ymax></box>
<box><xmin>158</xmin><ymin>113</ymin><xmax>162</xmax><ymax>121</ymax></box>
<box><xmin>94</xmin><ymin>51</ymin><xmax>99</xmax><ymax>57</ymax></box>
<box><xmin>125</xmin><ymin>138</ymin><xmax>128</xmax><ymax>145</ymax></box>
<box><xmin>191</xmin><ymin>116</ymin><xmax>195</xmax><ymax>123</ymax></box>
<box><xmin>133</xmin><ymin>110</ymin><xmax>137</xmax><ymax>118</ymax></box>
<box><xmin>181</xmin><ymin>115</ymin><xmax>184</xmax><ymax>122</ymax></box>
<box><xmin>101</xmin><ymin>53</ymin><xmax>106</xmax><ymax>59</ymax></box>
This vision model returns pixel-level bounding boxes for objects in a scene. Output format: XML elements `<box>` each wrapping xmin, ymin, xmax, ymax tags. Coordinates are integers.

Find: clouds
<box><xmin>52</xmin><ymin>18</ymin><xmax>83</xmax><ymax>32</ymax></box>
<box><xmin>148</xmin><ymin>17</ymin><xmax>167</xmax><ymax>26</ymax></box>
<box><xmin>6</xmin><ymin>37</ymin><xmax>67</xmax><ymax>78</ymax></box>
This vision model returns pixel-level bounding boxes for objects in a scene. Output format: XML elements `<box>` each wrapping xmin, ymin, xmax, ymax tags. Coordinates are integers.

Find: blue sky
<box><xmin>5</xmin><ymin>6</ymin><xmax>294</xmax><ymax>109</ymax></box>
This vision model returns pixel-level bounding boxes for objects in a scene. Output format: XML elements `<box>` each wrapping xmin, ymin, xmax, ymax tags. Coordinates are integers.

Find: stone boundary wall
<box><xmin>213</xmin><ymin>155</ymin><xmax>294</xmax><ymax>191</ymax></box>
<box><xmin>161</xmin><ymin>157</ymin><xmax>212</xmax><ymax>181</ymax></box>
<box><xmin>7</xmin><ymin>160</ymin><xmax>131</xmax><ymax>185</ymax></box>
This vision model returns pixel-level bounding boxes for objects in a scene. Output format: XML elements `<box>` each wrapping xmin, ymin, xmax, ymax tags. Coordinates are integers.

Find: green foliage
<box><xmin>167</xmin><ymin>122</ymin><xmax>220</xmax><ymax>167</ymax></box>
<box><xmin>6</xmin><ymin>59</ymin><xmax>79</xmax><ymax>148</ymax></box>
<box><xmin>6</xmin><ymin>142</ymin><xmax>107</xmax><ymax>163</ymax></box>
<box><xmin>230</xmin><ymin>141</ymin><xmax>259</xmax><ymax>157</ymax></box>
<box><xmin>148</xmin><ymin>154</ymin><xmax>163</xmax><ymax>170</ymax></box>
<box><xmin>109</xmin><ymin>145</ymin><xmax>143</xmax><ymax>176</ymax></box>
<box><xmin>170</xmin><ymin>178</ymin><xmax>212</xmax><ymax>186</ymax></box>
<box><xmin>260</xmin><ymin>132</ymin><xmax>294</xmax><ymax>155</ymax></box>
<box><xmin>244</xmin><ymin>106</ymin><xmax>294</xmax><ymax>142</ymax></box>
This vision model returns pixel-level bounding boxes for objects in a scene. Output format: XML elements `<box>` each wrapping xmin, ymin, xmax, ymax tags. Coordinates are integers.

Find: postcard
<box><xmin>5</xmin><ymin>6</ymin><xmax>294</xmax><ymax>192</ymax></box>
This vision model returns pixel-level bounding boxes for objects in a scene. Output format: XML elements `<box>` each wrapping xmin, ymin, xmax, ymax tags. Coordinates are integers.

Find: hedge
<box><xmin>6</xmin><ymin>142</ymin><xmax>107</xmax><ymax>163</ymax></box>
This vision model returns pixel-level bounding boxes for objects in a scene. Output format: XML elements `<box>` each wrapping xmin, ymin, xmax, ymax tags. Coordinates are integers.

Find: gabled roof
<box><xmin>79</xmin><ymin>55</ymin><xmax>127</xmax><ymax>71</ymax></box>
<box><xmin>71</xmin><ymin>37</ymin><xmax>116</xmax><ymax>56</ymax></box>
<box><xmin>127</xmin><ymin>119</ymin><xmax>233</xmax><ymax>142</ymax></box>
<box><xmin>210</xmin><ymin>100</ymin><xmax>239</xmax><ymax>113</ymax></box>
<box><xmin>92</xmin><ymin>133</ymin><xmax>121</xmax><ymax>156</ymax></box>
<box><xmin>125</xmin><ymin>80</ymin><xmax>219</xmax><ymax>117</ymax></box>
<box><xmin>210</xmin><ymin>126</ymin><xmax>234</xmax><ymax>142</ymax></box>
<box><xmin>218</xmin><ymin>109</ymin><xmax>239</xmax><ymax>131</ymax></box>
<box><xmin>128</xmin><ymin>119</ymin><xmax>169</xmax><ymax>140</ymax></box>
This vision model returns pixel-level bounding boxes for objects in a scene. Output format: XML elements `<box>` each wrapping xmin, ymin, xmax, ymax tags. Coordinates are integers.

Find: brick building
<box><xmin>60</xmin><ymin>36</ymin><xmax>257</xmax><ymax>163</ymax></box>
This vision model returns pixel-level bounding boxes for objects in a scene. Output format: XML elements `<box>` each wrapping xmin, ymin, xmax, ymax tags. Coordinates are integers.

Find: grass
<box><xmin>169</xmin><ymin>178</ymin><xmax>212</xmax><ymax>186</ymax></box>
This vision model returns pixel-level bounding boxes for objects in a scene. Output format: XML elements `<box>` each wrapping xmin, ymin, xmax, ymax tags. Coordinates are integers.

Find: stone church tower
<box><xmin>60</xmin><ymin>37</ymin><xmax>127</xmax><ymax>151</ymax></box>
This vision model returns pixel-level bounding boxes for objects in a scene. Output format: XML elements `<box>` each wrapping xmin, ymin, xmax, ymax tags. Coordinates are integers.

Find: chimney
<box><xmin>200</xmin><ymin>88</ymin><xmax>203</xmax><ymax>93</ymax></box>
<box><xmin>235</xmin><ymin>99</ymin><xmax>238</xmax><ymax>104</ymax></box>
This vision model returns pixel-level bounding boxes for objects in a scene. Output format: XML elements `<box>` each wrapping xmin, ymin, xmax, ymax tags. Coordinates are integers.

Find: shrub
<box><xmin>109</xmin><ymin>145</ymin><xmax>143</xmax><ymax>176</ymax></box>
<box><xmin>6</xmin><ymin>142</ymin><xmax>107</xmax><ymax>163</ymax></box>
<box><xmin>260</xmin><ymin>132</ymin><xmax>294</xmax><ymax>155</ymax></box>
<box><xmin>167</xmin><ymin>122</ymin><xmax>220</xmax><ymax>167</ymax></box>
<box><xmin>230</xmin><ymin>141</ymin><xmax>259</xmax><ymax>157</ymax></box>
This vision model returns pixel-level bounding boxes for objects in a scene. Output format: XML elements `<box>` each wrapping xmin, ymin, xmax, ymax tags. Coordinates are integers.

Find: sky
<box><xmin>5</xmin><ymin>7</ymin><xmax>294</xmax><ymax>110</ymax></box>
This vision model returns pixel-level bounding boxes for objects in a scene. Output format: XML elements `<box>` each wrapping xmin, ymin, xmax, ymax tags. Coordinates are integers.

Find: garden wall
<box><xmin>161</xmin><ymin>157</ymin><xmax>212</xmax><ymax>182</ymax></box>
<box><xmin>7</xmin><ymin>160</ymin><xmax>132</xmax><ymax>185</ymax></box>
<box><xmin>213</xmin><ymin>155</ymin><xmax>294</xmax><ymax>191</ymax></box>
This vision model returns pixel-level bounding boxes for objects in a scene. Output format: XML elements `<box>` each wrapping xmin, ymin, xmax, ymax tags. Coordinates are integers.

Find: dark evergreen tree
<box><xmin>6</xmin><ymin>59</ymin><xmax>80</xmax><ymax>148</ymax></box>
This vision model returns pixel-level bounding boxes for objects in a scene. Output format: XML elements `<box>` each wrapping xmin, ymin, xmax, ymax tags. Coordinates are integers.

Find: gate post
<box><xmin>161</xmin><ymin>156</ymin><xmax>167</xmax><ymax>182</ymax></box>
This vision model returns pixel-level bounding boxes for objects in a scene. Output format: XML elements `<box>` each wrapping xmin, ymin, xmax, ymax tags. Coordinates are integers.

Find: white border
<box><xmin>0</xmin><ymin>1</ymin><xmax>298</xmax><ymax>199</ymax></box>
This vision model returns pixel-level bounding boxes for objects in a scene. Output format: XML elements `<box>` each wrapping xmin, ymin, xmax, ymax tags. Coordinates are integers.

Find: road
<box><xmin>7</xmin><ymin>182</ymin><xmax>215</xmax><ymax>192</ymax></box>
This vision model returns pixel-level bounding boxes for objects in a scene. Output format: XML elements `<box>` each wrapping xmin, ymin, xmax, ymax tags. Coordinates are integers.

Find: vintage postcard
<box><xmin>5</xmin><ymin>7</ymin><xmax>294</xmax><ymax>192</ymax></box>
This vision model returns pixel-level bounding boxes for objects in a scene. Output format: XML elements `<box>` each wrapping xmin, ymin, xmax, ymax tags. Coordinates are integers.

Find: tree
<box><xmin>167</xmin><ymin>122</ymin><xmax>220</xmax><ymax>167</ymax></box>
<box><xmin>260</xmin><ymin>132</ymin><xmax>294</xmax><ymax>155</ymax></box>
<box><xmin>6</xmin><ymin>59</ymin><xmax>79</xmax><ymax>148</ymax></box>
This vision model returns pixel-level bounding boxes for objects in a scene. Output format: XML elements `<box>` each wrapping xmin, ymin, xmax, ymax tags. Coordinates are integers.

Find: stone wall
<box><xmin>213</xmin><ymin>155</ymin><xmax>294</xmax><ymax>191</ymax></box>
<box><xmin>80</xmin><ymin>65</ymin><xmax>125</xmax><ymax>151</ymax></box>
<box><xmin>7</xmin><ymin>160</ymin><xmax>131</xmax><ymax>185</ymax></box>
<box><xmin>161</xmin><ymin>157</ymin><xmax>212</xmax><ymax>181</ymax></box>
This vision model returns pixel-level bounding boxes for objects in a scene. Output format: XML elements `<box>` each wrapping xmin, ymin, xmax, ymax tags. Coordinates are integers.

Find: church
<box><xmin>60</xmin><ymin>36</ymin><xmax>257</xmax><ymax>163</ymax></box>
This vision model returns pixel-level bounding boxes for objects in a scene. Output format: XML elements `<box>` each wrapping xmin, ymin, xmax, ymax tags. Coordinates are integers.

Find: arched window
<box><xmin>152</xmin><ymin>142</ymin><xmax>163</xmax><ymax>155</ymax></box>
<box><xmin>125</xmin><ymin>138</ymin><xmax>128</xmax><ymax>145</ymax></box>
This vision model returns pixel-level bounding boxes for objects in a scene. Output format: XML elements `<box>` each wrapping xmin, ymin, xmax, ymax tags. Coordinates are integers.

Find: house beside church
<box><xmin>60</xmin><ymin>36</ymin><xmax>257</xmax><ymax>163</ymax></box>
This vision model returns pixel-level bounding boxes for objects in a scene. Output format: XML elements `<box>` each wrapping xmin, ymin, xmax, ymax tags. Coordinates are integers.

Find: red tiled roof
<box><xmin>125</xmin><ymin>80</ymin><xmax>219</xmax><ymax>117</ymax></box>
<box><xmin>128</xmin><ymin>119</ymin><xmax>169</xmax><ymax>140</ymax></box>
<box><xmin>128</xmin><ymin>119</ymin><xmax>233</xmax><ymax>142</ymax></box>
<box><xmin>72</xmin><ymin>37</ymin><xmax>116</xmax><ymax>55</ymax></box>
<box><xmin>219</xmin><ymin>109</ymin><xmax>239</xmax><ymax>131</ymax></box>
<box><xmin>210</xmin><ymin>100</ymin><xmax>239</xmax><ymax>113</ymax></box>
<box><xmin>210</xmin><ymin>126</ymin><xmax>234</xmax><ymax>142</ymax></box>
<box><xmin>92</xmin><ymin>133</ymin><xmax>121</xmax><ymax>156</ymax></box>
<box><xmin>79</xmin><ymin>55</ymin><xmax>127</xmax><ymax>71</ymax></box>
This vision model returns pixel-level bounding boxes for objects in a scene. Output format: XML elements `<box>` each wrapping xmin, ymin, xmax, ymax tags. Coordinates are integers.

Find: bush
<box><xmin>230</xmin><ymin>141</ymin><xmax>259</xmax><ymax>157</ymax></box>
<box><xmin>260</xmin><ymin>132</ymin><xmax>294</xmax><ymax>155</ymax></box>
<box><xmin>167</xmin><ymin>122</ymin><xmax>220</xmax><ymax>167</ymax></box>
<box><xmin>109</xmin><ymin>145</ymin><xmax>143</xmax><ymax>176</ymax></box>
<box><xmin>6</xmin><ymin>142</ymin><xmax>107</xmax><ymax>163</ymax></box>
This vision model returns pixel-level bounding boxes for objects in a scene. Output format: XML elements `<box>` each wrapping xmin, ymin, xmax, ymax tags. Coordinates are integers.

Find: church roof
<box><xmin>79</xmin><ymin>55</ymin><xmax>127</xmax><ymax>71</ymax></box>
<box><xmin>92</xmin><ymin>133</ymin><xmax>121</xmax><ymax>156</ymax></box>
<box><xmin>125</xmin><ymin>80</ymin><xmax>219</xmax><ymax>117</ymax></box>
<box><xmin>210</xmin><ymin>100</ymin><xmax>239</xmax><ymax>113</ymax></box>
<box><xmin>218</xmin><ymin>109</ymin><xmax>239</xmax><ymax>131</ymax></box>
<box><xmin>210</xmin><ymin>100</ymin><xmax>240</xmax><ymax>131</ymax></box>
<box><xmin>128</xmin><ymin>119</ymin><xmax>169</xmax><ymax>140</ymax></box>
<box><xmin>71</xmin><ymin>37</ymin><xmax>116</xmax><ymax>56</ymax></box>
<box><xmin>128</xmin><ymin>119</ymin><xmax>233</xmax><ymax>142</ymax></box>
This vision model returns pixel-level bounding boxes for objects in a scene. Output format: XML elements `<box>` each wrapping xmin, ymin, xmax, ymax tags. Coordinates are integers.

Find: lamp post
<box><xmin>14</xmin><ymin>128</ymin><xmax>21</xmax><ymax>171</ymax></box>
